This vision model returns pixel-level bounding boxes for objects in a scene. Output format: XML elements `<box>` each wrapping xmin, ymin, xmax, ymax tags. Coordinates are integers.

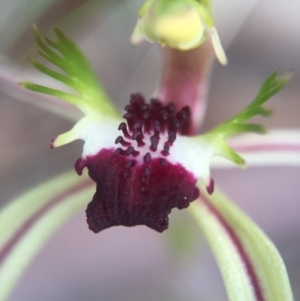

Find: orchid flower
<box><xmin>19</xmin><ymin>25</ymin><xmax>289</xmax><ymax>233</ymax></box>
<box><xmin>0</xmin><ymin>1</ymin><xmax>299</xmax><ymax>301</ymax></box>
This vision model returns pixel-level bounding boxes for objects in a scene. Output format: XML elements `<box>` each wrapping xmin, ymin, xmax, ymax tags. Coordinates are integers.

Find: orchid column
<box><xmin>132</xmin><ymin>0</ymin><xmax>227</xmax><ymax>133</ymax></box>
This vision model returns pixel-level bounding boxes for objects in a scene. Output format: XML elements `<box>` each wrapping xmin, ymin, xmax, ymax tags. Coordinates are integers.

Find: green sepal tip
<box><xmin>201</xmin><ymin>71</ymin><xmax>291</xmax><ymax>166</ymax></box>
<box><xmin>21</xmin><ymin>25</ymin><xmax>119</xmax><ymax>119</ymax></box>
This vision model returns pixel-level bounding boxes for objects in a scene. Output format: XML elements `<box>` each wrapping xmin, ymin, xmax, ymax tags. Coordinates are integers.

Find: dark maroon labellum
<box><xmin>77</xmin><ymin>94</ymin><xmax>199</xmax><ymax>233</ymax></box>
<box><xmin>85</xmin><ymin>148</ymin><xmax>199</xmax><ymax>233</ymax></box>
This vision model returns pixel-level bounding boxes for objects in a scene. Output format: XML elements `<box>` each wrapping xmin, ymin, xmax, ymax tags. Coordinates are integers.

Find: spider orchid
<box><xmin>19</xmin><ymin>25</ymin><xmax>289</xmax><ymax>234</ymax></box>
<box><xmin>0</xmin><ymin>1</ymin><xmax>299</xmax><ymax>301</ymax></box>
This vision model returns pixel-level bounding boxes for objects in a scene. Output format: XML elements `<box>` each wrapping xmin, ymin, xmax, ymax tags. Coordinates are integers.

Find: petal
<box><xmin>188</xmin><ymin>186</ymin><xmax>294</xmax><ymax>301</ymax></box>
<box><xmin>202</xmin><ymin>72</ymin><xmax>290</xmax><ymax>168</ymax></box>
<box><xmin>21</xmin><ymin>26</ymin><xmax>119</xmax><ymax>119</ymax></box>
<box><xmin>171</xmin><ymin>135</ymin><xmax>216</xmax><ymax>190</ymax></box>
<box><xmin>51</xmin><ymin>116</ymin><xmax>121</xmax><ymax>150</ymax></box>
<box><xmin>0</xmin><ymin>59</ymin><xmax>80</xmax><ymax>121</ymax></box>
<box><xmin>79</xmin><ymin>118</ymin><xmax>121</xmax><ymax>158</ymax></box>
<box><xmin>21</xmin><ymin>27</ymin><xmax>122</xmax><ymax>152</ymax></box>
<box><xmin>130</xmin><ymin>18</ymin><xmax>146</xmax><ymax>44</ymax></box>
<box><xmin>211</xmin><ymin>129</ymin><xmax>300</xmax><ymax>168</ymax></box>
<box><xmin>209</xmin><ymin>26</ymin><xmax>228</xmax><ymax>65</ymax></box>
<box><xmin>0</xmin><ymin>172</ymin><xmax>94</xmax><ymax>301</ymax></box>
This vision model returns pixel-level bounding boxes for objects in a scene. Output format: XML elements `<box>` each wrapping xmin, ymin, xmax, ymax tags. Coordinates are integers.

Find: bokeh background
<box><xmin>0</xmin><ymin>0</ymin><xmax>299</xmax><ymax>300</ymax></box>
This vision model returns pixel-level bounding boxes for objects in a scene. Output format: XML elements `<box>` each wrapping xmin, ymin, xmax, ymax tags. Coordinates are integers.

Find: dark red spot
<box><xmin>150</xmin><ymin>135</ymin><xmax>159</xmax><ymax>151</ymax></box>
<box><xmin>165</xmin><ymin>103</ymin><xmax>175</xmax><ymax>112</ymax></box>
<box><xmin>206</xmin><ymin>178</ymin><xmax>215</xmax><ymax>195</ymax></box>
<box><xmin>168</xmin><ymin>130</ymin><xmax>177</xmax><ymax>143</ymax></box>
<box><xmin>125</xmin><ymin>146</ymin><xmax>139</xmax><ymax>157</ymax></box>
<box><xmin>50</xmin><ymin>138</ymin><xmax>56</xmax><ymax>149</ymax></box>
<box><xmin>132</xmin><ymin>121</ymin><xmax>143</xmax><ymax>131</ymax></box>
<box><xmin>143</xmin><ymin>152</ymin><xmax>151</xmax><ymax>163</ymax></box>
<box><xmin>162</xmin><ymin>143</ymin><xmax>170</xmax><ymax>156</ymax></box>
<box><xmin>153</xmin><ymin>120</ymin><xmax>161</xmax><ymax>133</ymax></box>
<box><xmin>159</xmin><ymin>110</ymin><xmax>169</xmax><ymax>121</ymax></box>
<box><xmin>125</xmin><ymin>160</ymin><xmax>135</xmax><ymax>169</ymax></box>
<box><xmin>117</xmin><ymin>94</ymin><xmax>192</xmax><ymax>152</ymax></box>
<box><xmin>84</xmin><ymin>148</ymin><xmax>199</xmax><ymax>233</ymax></box>
<box><xmin>159</xmin><ymin>158</ymin><xmax>168</xmax><ymax>166</ymax></box>
<box><xmin>115</xmin><ymin>136</ymin><xmax>131</xmax><ymax>147</ymax></box>
<box><xmin>143</xmin><ymin>166</ymin><xmax>150</xmax><ymax>176</ymax></box>
<box><xmin>131</xmin><ymin>131</ymin><xmax>145</xmax><ymax>147</ymax></box>
<box><xmin>118</xmin><ymin>122</ymin><xmax>131</xmax><ymax>139</ymax></box>
<box><xmin>115</xmin><ymin>148</ymin><xmax>126</xmax><ymax>156</ymax></box>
